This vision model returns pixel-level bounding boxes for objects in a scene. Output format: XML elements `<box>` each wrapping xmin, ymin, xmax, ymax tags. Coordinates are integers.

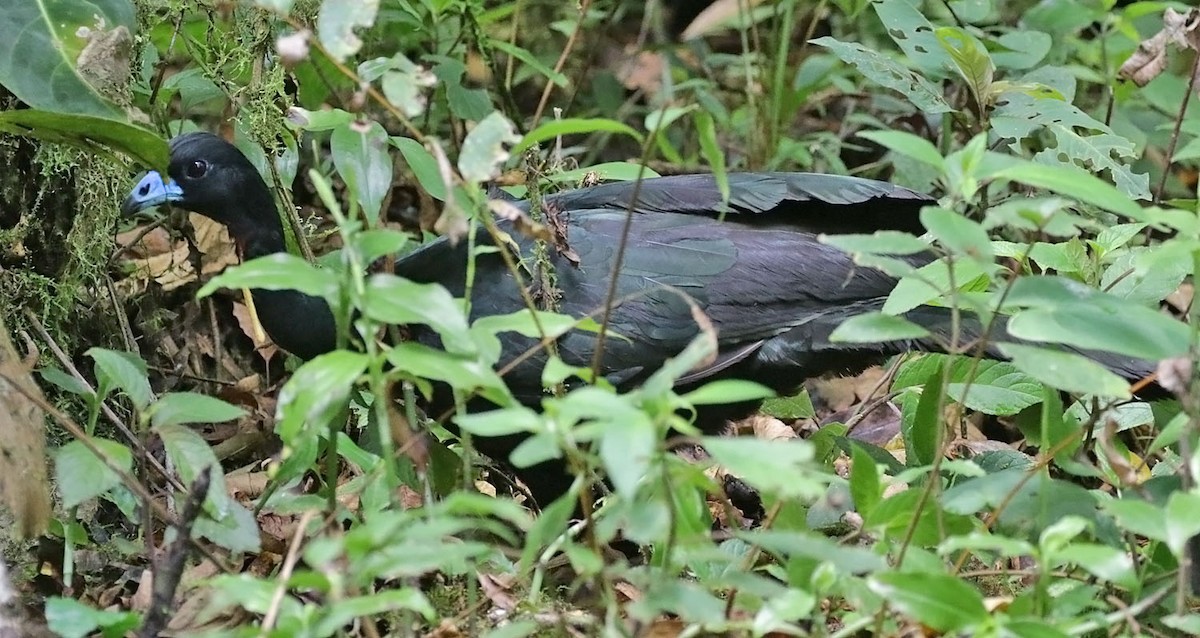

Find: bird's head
<box><xmin>122</xmin><ymin>132</ymin><xmax>280</xmax><ymax>240</ymax></box>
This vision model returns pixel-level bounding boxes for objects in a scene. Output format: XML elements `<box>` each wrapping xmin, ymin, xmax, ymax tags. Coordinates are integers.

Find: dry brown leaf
<box><xmin>0</xmin><ymin>320</ymin><xmax>51</xmax><ymax>538</ymax></box>
<box><xmin>231</xmin><ymin>301</ymin><xmax>279</xmax><ymax>361</ymax></box>
<box><xmin>615</xmin><ymin>45</ymin><xmax>664</xmax><ymax>94</ymax></box>
<box><xmin>477</xmin><ymin>572</ymin><xmax>518</xmax><ymax>611</ymax></box>
<box><xmin>744</xmin><ymin>414</ymin><xmax>795</xmax><ymax>440</ymax></box>
<box><xmin>1119</xmin><ymin>8</ymin><xmax>1200</xmax><ymax>87</ymax></box>
<box><xmin>680</xmin><ymin>0</ymin><xmax>768</xmax><ymax>41</ymax></box>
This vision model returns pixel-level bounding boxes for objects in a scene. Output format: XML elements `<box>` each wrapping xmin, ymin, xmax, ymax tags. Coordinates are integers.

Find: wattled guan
<box><xmin>122</xmin><ymin>132</ymin><xmax>1156</xmax><ymax>506</ymax></box>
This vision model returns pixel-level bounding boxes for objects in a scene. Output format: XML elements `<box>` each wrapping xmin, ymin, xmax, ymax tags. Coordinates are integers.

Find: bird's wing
<box><xmin>543</xmin><ymin>172</ymin><xmax>931</xmax><ymax>233</ymax></box>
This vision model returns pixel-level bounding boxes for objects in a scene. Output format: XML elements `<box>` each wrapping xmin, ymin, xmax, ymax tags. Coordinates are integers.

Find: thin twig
<box><xmin>138</xmin><ymin>467</ymin><xmax>212</xmax><ymax>638</ymax></box>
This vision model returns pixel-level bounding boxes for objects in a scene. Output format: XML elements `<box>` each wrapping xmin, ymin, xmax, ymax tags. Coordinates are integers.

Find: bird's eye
<box><xmin>185</xmin><ymin>160</ymin><xmax>208</xmax><ymax>179</ymax></box>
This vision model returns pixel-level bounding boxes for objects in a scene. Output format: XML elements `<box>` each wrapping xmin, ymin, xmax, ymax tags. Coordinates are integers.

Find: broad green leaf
<box><xmin>849</xmin><ymin>444</ymin><xmax>882</xmax><ymax>517</ymax></box>
<box><xmin>313</xmin><ymin>589</ymin><xmax>436</xmax><ymax>634</ymax></box>
<box><xmin>87</xmin><ymin>348</ymin><xmax>151</xmax><ymax>410</ymax></box>
<box><xmin>997</xmin><ymin>343</ymin><xmax>1130</xmax><ymax>398</ymax></box>
<box><xmin>149</xmin><ymin>392</ymin><xmax>246</xmax><ymax>428</ymax></box>
<box><xmin>993</xmin><ymin>160</ymin><xmax>1146</xmax><ymax>219</ymax></box>
<box><xmin>197</xmin><ymin>253</ymin><xmax>339</xmax><ymax>300</ymax></box>
<box><xmin>1008</xmin><ymin>305</ymin><xmax>1187</xmax><ymax>361</ymax></box>
<box><xmin>379</xmin><ymin>54</ymin><xmax>437</xmax><ymax>118</ymax></box>
<box><xmin>1054</xmin><ymin>543</ymin><xmax>1137</xmax><ymax>589</ymax></box>
<box><xmin>830</xmin><ymin>312</ymin><xmax>931</xmax><ymax>342</ymax></box>
<box><xmin>1164</xmin><ymin>492</ymin><xmax>1200</xmax><ymax>556</ymax></box>
<box><xmin>514</xmin><ymin>118</ymin><xmax>643</xmax><ymax>154</ymax></box>
<box><xmin>822</xmin><ymin>231</ymin><xmax>931</xmax><ymax>256</ymax></box>
<box><xmin>599</xmin><ymin>416</ymin><xmax>657</xmax><ymax>496</ymax></box>
<box><xmin>869</xmin><ymin>573</ymin><xmax>987</xmax><ymax>632</ymax></box>
<box><xmin>541</xmin><ymin>162</ymin><xmax>660</xmax><ymax>185</ymax></box>
<box><xmin>0</xmin><ymin>111</ymin><xmax>166</xmax><ymax>169</ymax></box>
<box><xmin>56</xmin><ymin>438</ymin><xmax>131</xmax><ymax>508</ymax></box>
<box><xmin>883</xmin><ymin>258</ymin><xmax>991</xmax><ymax>315</ymax></box>
<box><xmin>895</xmin><ymin>355</ymin><xmax>1044</xmax><ymax>416</ymax></box>
<box><xmin>812</xmin><ymin>37</ymin><xmax>952</xmax><ymax>114</ymax></box>
<box><xmin>458</xmin><ymin>111</ymin><xmax>520</xmax><ymax>183</ymax></box>
<box><xmin>904</xmin><ymin>369</ymin><xmax>943</xmax><ymax>466</ymax></box>
<box><xmin>316</xmin><ymin>0</ymin><xmax>378</xmax><ymax>61</ymax></box>
<box><xmin>331</xmin><ymin>121</ymin><xmax>393</xmax><ymax>224</ymax></box>
<box><xmin>456</xmin><ymin>407</ymin><xmax>542</xmax><ymax>438</ymax></box>
<box><xmin>276</xmin><ymin>351</ymin><xmax>368</xmax><ymax>441</ymax></box>
<box><xmin>871</xmin><ymin>0</ymin><xmax>956</xmax><ymax>75</ymax></box>
<box><xmin>681</xmin><ymin>379</ymin><xmax>774</xmax><ymax>405</ymax></box>
<box><xmin>385</xmin><ymin>342</ymin><xmax>510</xmax><ymax>400</ymax></box>
<box><xmin>45</xmin><ymin>597</ymin><xmax>141</xmax><ymax>638</ymax></box>
<box><xmin>0</xmin><ymin>1</ymin><xmax>134</xmax><ymax>118</ymax></box>
<box><xmin>363</xmin><ymin>274</ymin><xmax>473</xmax><ymax>353</ymax></box>
<box><xmin>392</xmin><ymin>136</ymin><xmax>446</xmax><ymax>200</ymax></box>
<box><xmin>993</xmin><ymin>92</ymin><xmax>1149</xmax><ymax>201</ymax></box>
<box><xmin>857</xmin><ymin>130</ymin><xmax>945</xmax><ymax>170</ymax></box>
<box><xmin>694</xmin><ymin>111</ymin><xmax>729</xmax><ymax>204</ymax></box>
<box><xmin>937</xmin><ymin>27</ymin><xmax>993</xmax><ymax>112</ymax></box>
<box><xmin>703</xmin><ymin>437</ymin><xmax>825</xmax><ymax>499</ymax></box>
<box><xmin>740</xmin><ymin>529</ymin><xmax>886</xmax><ymax>574</ymax></box>
<box><xmin>921</xmin><ymin>207</ymin><xmax>993</xmax><ymax>262</ymax></box>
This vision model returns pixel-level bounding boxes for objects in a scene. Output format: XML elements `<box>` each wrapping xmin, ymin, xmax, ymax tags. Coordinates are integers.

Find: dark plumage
<box><xmin>123</xmin><ymin>132</ymin><xmax>1153</xmax><ymax>505</ymax></box>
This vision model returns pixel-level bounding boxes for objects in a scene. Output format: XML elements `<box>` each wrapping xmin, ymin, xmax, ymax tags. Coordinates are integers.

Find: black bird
<box><xmin>121</xmin><ymin>132</ymin><xmax>1151</xmax><ymax>505</ymax></box>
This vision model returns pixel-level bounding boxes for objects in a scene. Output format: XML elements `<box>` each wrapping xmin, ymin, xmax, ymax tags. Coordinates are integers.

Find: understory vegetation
<box><xmin>4</xmin><ymin>0</ymin><xmax>1200</xmax><ymax>635</ymax></box>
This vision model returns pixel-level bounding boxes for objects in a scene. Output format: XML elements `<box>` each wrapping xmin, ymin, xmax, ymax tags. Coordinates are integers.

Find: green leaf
<box><xmin>456</xmin><ymin>407</ymin><xmax>542</xmax><ymax>438</ymax></box>
<box><xmin>87</xmin><ymin>348</ymin><xmax>151</xmax><ymax>410</ymax></box>
<box><xmin>830</xmin><ymin>312</ymin><xmax>931</xmax><ymax>342</ymax></box>
<box><xmin>681</xmin><ymin>379</ymin><xmax>774</xmax><ymax>405</ymax></box>
<box><xmin>0</xmin><ymin>1</ymin><xmax>134</xmax><ymax>118</ymax></box>
<box><xmin>488</xmin><ymin>40</ymin><xmax>569</xmax><ymax>87</ymax></box>
<box><xmin>316</xmin><ymin>0</ymin><xmax>377</xmax><ymax>61</ymax></box>
<box><xmin>45</xmin><ymin>597</ymin><xmax>141</xmax><ymax>638</ymax></box>
<box><xmin>385</xmin><ymin>342</ymin><xmax>510</xmax><ymax>400</ymax></box>
<box><xmin>155</xmin><ymin>423</ymin><xmax>220</xmax><ymax>488</ymax></box>
<box><xmin>0</xmin><ymin>111</ymin><xmax>167</xmax><ymax>170</ymax></box>
<box><xmin>56</xmin><ymin>439</ymin><xmax>131</xmax><ymax>508</ymax></box>
<box><xmin>599</xmin><ymin>416</ymin><xmax>657</xmax><ymax>496</ymax></box>
<box><xmin>379</xmin><ymin>54</ymin><xmax>436</xmax><ymax>118</ymax></box>
<box><xmin>694</xmin><ymin>111</ymin><xmax>729</xmax><ymax>204</ymax></box>
<box><xmin>313</xmin><ymin>589</ymin><xmax>436</xmax><ymax>634</ymax></box>
<box><xmin>821</xmin><ymin>231</ymin><xmax>931</xmax><ymax>256</ymax></box>
<box><xmin>1165</xmin><ymin>492</ymin><xmax>1200</xmax><ymax>556</ymax></box>
<box><xmin>895</xmin><ymin>355</ymin><xmax>1044</xmax><ymax>416</ymax></box>
<box><xmin>540</xmin><ymin>162</ymin><xmax>660</xmax><ymax>185</ymax></box>
<box><xmin>857</xmin><ymin>130</ymin><xmax>945</xmax><ymax>170</ymax></box>
<box><xmin>869</xmin><ymin>573</ymin><xmax>987</xmax><ymax>632</ymax></box>
<box><xmin>276</xmin><ymin>351</ymin><xmax>368</xmax><ymax>441</ymax></box>
<box><xmin>458</xmin><ymin>111</ymin><xmax>520</xmax><ymax>183</ymax></box>
<box><xmin>392</xmin><ymin>136</ymin><xmax>446</xmax><ymax>201</ymax></box>
<box><xmin>871</xmin><ymin>0</ymin><xmax>955</xmax><ymax>76</ymax></box>
<box><xmin>149</xmin><ymin>392</ymin><xmax>246</xmax><ymax>428</ymax></box>
<box><xmin>514</xmin><ymin>118</ymin><xmax>643</xmax><ymax>155</ymax></box>
<box><xmin>703</xmin><ymin>437</ymin><xmax>825</xmax><ymax>499</ymax></box>
<box><xmin>1054</xmin><ymin>543</ymin><xmax>1137</xmax><ymax>589</ymax></box>
<box><xmin>364</xmin><ymin>274</ymin><xmax>473</xmax><ymax>353</ymax></box>
<box><xmin>997</xmin><ymin>343</ymin><xmax>1130</xmax><ymax>398</ymax></box>
<box><xmin>921</xmin><ymin>207</ymin><xmax>993</xmax><ymax>262</ymax></box>
<box><xmin>883</xmin><ymin>258</ymin><xmax>991</xmax><ymax>315</ymax></box>
<box><xmin>993</xmin><ymin>93</ymin><xmax>1149</xmax><ymax>201</ymax></box>
<box><xmin>331</xmin><ymin>121</ymin><xmax>393</xmax><ymax>224</ymax></box>
<box><xmin>1008</xmin><ymin>304</ymin><xmax>1187</xmax><ymax>361</ymax></box>
<box><xmin>904</xmin><ymin>369</ymin><xmax>943</xmax><ymax>466</ymax></box>
<box><xmin>849</xmin><ymin>444</ymin><xmax>882</xmax><ymax>517</ymax></box>
<box><xmin>993</xmin><ymin>161</ymin><xmax>1145</xmax><ymax>219</ymax></box>
<box><xmin>936</xmin><ymin>27</ymin><xmax>993</xmax><ymax>112</ymax></box>
<box><xmin>760</xmin><ymin>390</ymin><xmax>815</xmax><ymax>420</ymax></box>
<box><xmin>811</xmin><ymin>37</ymin><xmax>952</xmax><ymax>114</ymax></box>
<box><xmin>197</xmin><ymin>253</ymin><xmax>339</xmax><ymax>300</ymax></box>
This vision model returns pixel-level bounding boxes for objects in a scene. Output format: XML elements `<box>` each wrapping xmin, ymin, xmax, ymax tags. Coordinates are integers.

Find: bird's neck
<box><xmin>228</xmin><ymin>185</ymin><xmax>288</xmax><ymax>260</ymax></box>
